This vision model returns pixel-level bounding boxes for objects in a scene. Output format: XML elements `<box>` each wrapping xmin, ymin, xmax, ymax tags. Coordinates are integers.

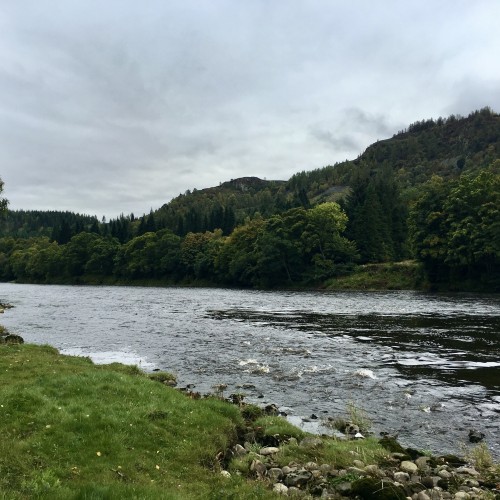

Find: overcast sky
<box><xmin>1</xmin><ymin>1</ymin><xmax>499</xmax><ymax>219</ymax></box>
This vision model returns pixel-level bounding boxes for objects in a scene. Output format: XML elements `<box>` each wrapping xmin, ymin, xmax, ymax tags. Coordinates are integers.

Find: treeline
<box><xmin>0</xmin><ymin>164</ymin><xmax>497</xmax><ymax>290</ymax></box>
<box><xmin>409</xmin><ymin>162</ymin><xmax>500</xmax><ymax>289</ymax></box>
<box><xmin>0</xmin><ymin>202</ymin><xmax>358</xmax><ymax>288</ymax></box>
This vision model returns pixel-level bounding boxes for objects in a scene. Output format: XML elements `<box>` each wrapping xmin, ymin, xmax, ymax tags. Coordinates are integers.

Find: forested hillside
<box><xmin>0</xmin><ymin>108</ymin><xmax>498</xmax><ymax>290</ymax></box>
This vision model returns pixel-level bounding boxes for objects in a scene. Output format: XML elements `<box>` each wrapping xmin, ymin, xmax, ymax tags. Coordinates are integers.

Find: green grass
<box><xmin>0</xmin><ymin>344</ymin><xmax>274</xmax><ymax>499</ymax></box>
<box><xmin>325</xmin><ymin>260</ymin><xmax>424</xmax><ymax>291</ymax></box>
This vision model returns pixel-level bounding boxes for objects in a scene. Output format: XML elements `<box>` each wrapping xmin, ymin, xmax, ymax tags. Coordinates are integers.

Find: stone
<box><xmin>453</xmin><ymin>493</ymin><xmax>470</xmax><ymax>500</ymax></box>
<box><xmin>364</xmin><ymin>464</ymin><xmax>383</xmax><ymax>477</ymax></box>
<box><xmin>250</xmin><ymin>459</ymin><xmax>267</xmax><ymax>477</ymax></box>
<box><xmin>438</xmin><ymin>469</ymin><xmax>452</xmax><ymax>479</ymax></box>
<box><xmin>284</xmin><ymin>470</ymin><xmax>312</xmax><ymax>487</ymax></box>
<box><xmin>273</xmin><ymin>483</ymin><xmax>288</xmax><ymax>495</ymax></box>
<box><xmin>335</xmin><ymin>482</ymin><xmax>353</xmax><ymax>495</ymax></box>
<box><xmin>220</xmin><ymin>470</ymin><xmax>231</xmax><ymax>478</ymax></box>
<box><xmin>420</xmin><ymin>476</ymin><xmax>434</xmax><ymax>489</ymax></box>
<box><xmin>299</xmin><ymin>436</ymin><xmax>323</xmax><ymax>448</ymax></box>
<box><xmin>415</xmin><ymin>456</ymin><xmax>431</xmax><ymax>470</ymax></box>
<box><xmin>416</xmin><ymin>492</ymin><xmax>431</xmax><ymax>500</ymax></box>
<box><xmin>268</xmin><ymin>468</ymin><xmax>284</xmax><ymax>482</ymax></box>
<box><xmin>468</xmin><ymin>429</ymin><xmax>485</xmax><ymax>443</ymax></box>
<box><xmin>394</xmin><ymin>471</ymin><xmax>410</xmax><ymax>483</ymax></box>
<box><xmin>455</xmin><ymin>467</ymin><xmax>479</xmax><ymax>476</ymax></box>
<box><xmin>233</xmin><ymin>444</ymin><xmax>247</xmax><ymax>457</ymax></box>
<box><xmin>260</xmin><ymin>446</ymin><xmax>280</xmax><ymax>456</ymax></box>
<box><xmin>282</xmin><ymin>466</ymin><xmax>297</xmax><ymax>475</ymax></box>
<box><xmin>288</xmin><ymin>486</ymin><xmax>306</xmax><ymax>497</ymax></box>
<box><xmin>353</xmin><ymin>459</ymin><xmax>365</xmax><ymax>468</ymax></box>
<box><xmin>304</xmin><ymin>461</ymin><xmax>319</xmax><ymax>470</ymax></box>
<box><xmin>400</xmin><ymin>461</ymin><xmax>419</xmax><ymax>474</ymax></box>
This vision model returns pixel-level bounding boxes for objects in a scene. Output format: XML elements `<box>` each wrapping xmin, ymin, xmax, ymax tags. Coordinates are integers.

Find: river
<box><xmin>0</xmin><ymin>283</ymin><xmax>499</xmax><ymax>458</ymax></box>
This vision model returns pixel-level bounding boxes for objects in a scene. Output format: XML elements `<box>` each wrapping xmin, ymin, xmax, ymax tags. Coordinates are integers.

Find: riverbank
<box><xmin>1</xmin><ymin>340</ymin><xmax>499</xmax><ymax>499</ymax></box>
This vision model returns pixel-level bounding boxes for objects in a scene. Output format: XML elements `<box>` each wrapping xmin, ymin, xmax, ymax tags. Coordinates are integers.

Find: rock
<box><xmin>260</xmin><ymin>446</ymin><xmax>280</xmax><ymax>456</ymax></box>
<box><xmin>282</xmin><ymin>466</ymin><xmax>297</xmax><ymax>475</ymax></box>
<box><xmin>233</xmin><ymin>444</ymin><xmax>247</xmax><ymax>457</ymax></box>
<box><xmin>364</xmin><ymin>464</ymin><xmax>383</xmax><ymax>477</ymax></box>
<box><xmin>351</xmin><ymin>477</ymin><xmax>407</xmax><ymax>499</ymax></box>
<box><xmin>304</xmin><ymin>461</ymin><xmax>319</xmax><ymax>470</ymax></box>
<box><xmin>250</xmin><ymin>459</ymin><xmax>267</xmax><ymax>477</ymax></box>
<box><xmin>400</xmin><ymin>461</ymin><xmax>419</xmax><ymax>474</ymax></box>
<box><xmin>264</xmin><ymin>404</ymin><xmax>279</xmax><ymax>415</ymax></box>
<box><xmin>438</xmin><ymin>469</ymin><xmax>452</xmax><ymax>479</ymax></box>
<box><xmin>468</xmin><ymin>429</ymin><xmax>485</xmax><ymax>443</ymax></box>
<box><xmin>455</xmin><ymin>467</ymin><xmax>479</xmax><ymax>476</ymax></box>
<box><xmin>380</xmin><ymin>436</ymin><xmax>410</xmax><ymax>456</ymax></box>
<box><xmin>415</xmin><ymin>456</ymin><xmax>431</xmax><ymax>470</ymax></box>
<box><xmin>394</xmin><ymin>471</ymin><xmax>410</xmax><ymax>483</ymax></box>
<box><xmin>284</xmin><ymin>470</ymin><xmax>312</xmax><ymax>487</ymax></box>
<box><xmin>220</xmin><ymin>470</ymin><xmax>231</xmax><ymax>478</ymax></box>
<box><xmin>287</xmin><ymin>437</ymin><xmax>298</xmax><ymax>446</ymax></box>
<box><xmin>299</xmin><ymin>436</ymin><xmax>323</xmax><ymax>448</ymax></box>
<box><xmin>353</xmin><ymin>459</ymin><xmax>366</xmax><ymax>468</ymax></box>
<box><xmin>267</xmin><ymin>468</ymin><xmax>284</xmax><ymax>482</ymax></box>
<box><xmin>0</xmin><ymin>334</ymin><xmax>24</xmax><ymax>344</ymax></box>
<box><xmin>273</xmin><ymin>483</ymin><xmax>289</xmax><ymax>495</ymax></box>
<box><xmin>288</xmin><ymin>486</ymin><xmax>306</xmax><ymax>497</ymax></box>
<box><xmin>335</xmin><ymin>482</ymin><xmax>353</xmax><ymax>495</ymax></box>
<box><xmin>416</xmin><ymin>492</ymin><xmax>431</xmax><ymax>500</ymax></box>
<box><xmin>453</xmin><ymin>492</ymin><xmax>470</xmax><ymax>500</ymax></box>
<box><xmin>420</xmin><ymin>476</ymin><xmax>434</xmax><ymax>489</ymax></box>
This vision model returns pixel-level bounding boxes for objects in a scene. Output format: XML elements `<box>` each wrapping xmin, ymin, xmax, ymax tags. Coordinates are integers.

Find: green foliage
<box><xmin>409</xmin><ymin>164</ymin><xmax>500</xmax><ymax>289</ymax></box>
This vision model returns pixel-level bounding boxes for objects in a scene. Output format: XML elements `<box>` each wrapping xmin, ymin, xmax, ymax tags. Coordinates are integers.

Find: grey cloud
<box><xmin>1</xmin><ymin>1</ymin><xmax>499</xmax><ymax>218</ymax></box>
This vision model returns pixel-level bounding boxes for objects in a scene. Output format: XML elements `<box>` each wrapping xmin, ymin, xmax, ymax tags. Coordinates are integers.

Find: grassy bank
<box><xmin>0</xmin><ymin>344</ymin><xmax>272</xmax><ymax>499</ymax></box>
<box><xmin>0</xmin><ymin>343</ymin><xmax>390</xmax><ymax>499</ymax></box>
<box><xmin>324</xmin><ymin>261</ymin><xmax>425</xmax><ymax>291</ymax></box>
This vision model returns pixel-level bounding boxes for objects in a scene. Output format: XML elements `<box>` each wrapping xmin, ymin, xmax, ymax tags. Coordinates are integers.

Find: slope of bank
<box><xmin>1</xmin><ymin>342</ymin><xmax>500</xmax><ymax>499</ymax></box>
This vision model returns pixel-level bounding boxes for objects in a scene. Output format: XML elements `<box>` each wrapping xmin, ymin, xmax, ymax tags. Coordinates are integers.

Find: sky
<box><xmin>1</xmin><ymin>1</ymin><xmax>499</xmax><ymax>220</ymax></box>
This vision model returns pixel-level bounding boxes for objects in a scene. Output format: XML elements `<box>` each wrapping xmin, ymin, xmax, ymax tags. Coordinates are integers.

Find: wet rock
<box><xmin>400</xmin><ymin>461</ymin><xmax>419</xmax><ymax>474</ymax></box>
<box><xmin>260</xmin><ymin>446</ymin><xmax>280</xmax><ymax>456</ymax></box>
<box><xmin>468</xmin><ymin>429</ymin><xmax>485</xmax><ymax>443</ymax></box>
<box><xmin>264</xmin><ymin>404</ymin><xmax>279</xmax><ymax>415</ymax></box>
<box><xmin>273</xmin><ymin>483</ymin><xmax>288</xmax><ymax>495</ymax></box>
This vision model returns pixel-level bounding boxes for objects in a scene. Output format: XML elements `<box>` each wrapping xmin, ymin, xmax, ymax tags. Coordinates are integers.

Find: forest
<box><xmin>0</xmin><ymin>109</ymin><xmax>499</xmax><ymax>291</ymax></box>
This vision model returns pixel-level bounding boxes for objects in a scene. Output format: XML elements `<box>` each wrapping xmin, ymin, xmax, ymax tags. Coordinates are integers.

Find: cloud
<box><xmin>0</xmin><ymin>0</ymin><xmax>499</xmax><ymax>218</ymax></box>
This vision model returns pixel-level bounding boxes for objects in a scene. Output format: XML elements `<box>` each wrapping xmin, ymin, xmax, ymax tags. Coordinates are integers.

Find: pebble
<box><xmin>400</xmin><ymin>460</ymin><xmax>419</xmax><ymax>474</ymax></box>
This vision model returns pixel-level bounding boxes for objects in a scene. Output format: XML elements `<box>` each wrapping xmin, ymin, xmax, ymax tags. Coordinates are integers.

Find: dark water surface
<box><xmin>1</xmin><ymin>283</ymin><xmax>499</xmax><ymax>457</ymax></box>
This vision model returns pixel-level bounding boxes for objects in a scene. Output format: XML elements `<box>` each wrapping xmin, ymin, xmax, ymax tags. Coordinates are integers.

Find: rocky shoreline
<box><xmin>221</xmin><ymin>432</ymin><xmax>500</xmax><ymax>499</ymax></box>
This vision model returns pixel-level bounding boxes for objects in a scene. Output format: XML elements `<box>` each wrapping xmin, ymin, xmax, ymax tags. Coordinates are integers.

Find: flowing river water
<box><xmin>1</xmin><ymin>283</ymin><xmax>499</xmax><ymax>458</ymax></box>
